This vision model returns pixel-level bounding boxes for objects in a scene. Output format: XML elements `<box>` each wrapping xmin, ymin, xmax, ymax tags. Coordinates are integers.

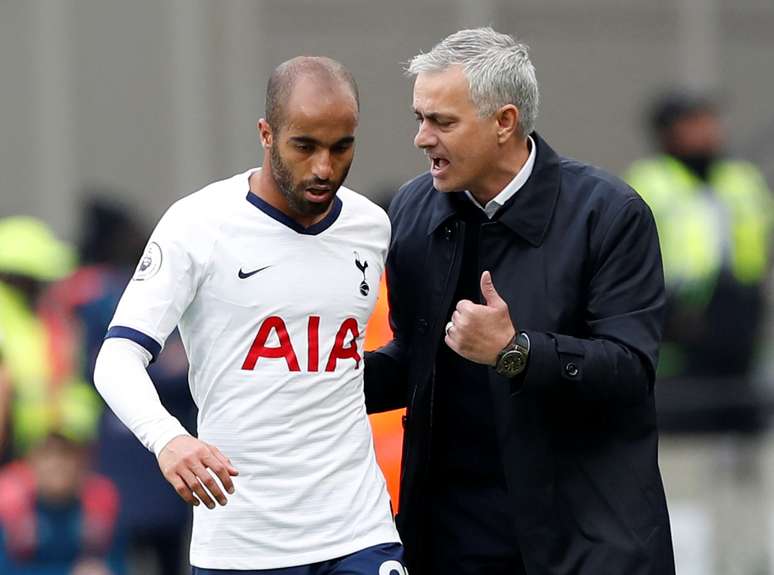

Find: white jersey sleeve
<box><xmin>94</xmin><ymin>337</ymin><xmax>190</xmax><ymax>455</ymax></box>
<box><xmin>106</xmin><ymin>199</ymin><xmax>213</xmax><ymax>360</ymax></box>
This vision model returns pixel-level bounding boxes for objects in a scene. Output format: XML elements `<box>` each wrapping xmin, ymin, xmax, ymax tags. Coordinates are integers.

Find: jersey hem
<box><xmin>189</xmin><ymin>528</ymin><xmax>401</xmax><ymax>570</ymax></box>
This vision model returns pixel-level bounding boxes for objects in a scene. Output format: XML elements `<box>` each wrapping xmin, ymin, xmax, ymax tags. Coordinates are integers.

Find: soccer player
<box><xmin>93</xmin><ymin>57</ymin><xmax>405</xmax><ymax>574</ymax></box>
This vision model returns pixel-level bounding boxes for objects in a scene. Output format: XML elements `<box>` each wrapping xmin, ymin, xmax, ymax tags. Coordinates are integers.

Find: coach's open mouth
<box><xmin>430</xmin><ymin>156</ymin><xmax>450</xmax><ymax>177</ymax></box>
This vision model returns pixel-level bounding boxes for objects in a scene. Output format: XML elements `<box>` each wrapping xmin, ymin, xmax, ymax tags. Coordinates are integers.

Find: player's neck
<box><xmin>249</xmin><ymin>168</ymin><xmax>332</xmax><ymax>229</ymax></box>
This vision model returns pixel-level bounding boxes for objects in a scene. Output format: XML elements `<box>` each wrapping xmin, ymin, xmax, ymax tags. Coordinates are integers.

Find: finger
<box><xmin>202</xmin><ymin>452</ymin><xmax>235</xmax><ymax>497</ymax></box>
<box><xmin>451</xmin><ymin>309</ymin><xmax>463</xmax><ymax>326</ymax></box>
<box><xmin>209</xmin><ymin>444</ymin><xmax>239</xmax><ymax>477</ymax></box>
<box><xmin>452</xmin><ymin>312</ymin><xmax>472</xmax><ymax>334</ymax></box>
<box><xmin>180</xmin><ymin>468</ymin><xmax>216</xmax><ymax>509</ymax></box>
<box><xmin>169</xmin><ymin>473</ymin><xmax>199</xmax><ymax>507</ymax></box>
<box><xmin>191</xmin><ymin>462</ymin><xmax>228</xmax><ymax>506</ymax></box>
<box><xmin>444</xmin><ymin>332</ymin><xmax>460</xmax><ymax>353</ymax></box>
<box><xmin>480</xmin><ymin>271</ymin><xmax>505</xmax><ymax>308</ymax></box>
<box><xmin>456</xmin><ymin>299</ymin><xmax>475</xmax><ymax>312</ymax></box>
<box><xmin>445</xmin><ymin>332</ymin><xmax>469</xmax><ymax>359</ymax></box>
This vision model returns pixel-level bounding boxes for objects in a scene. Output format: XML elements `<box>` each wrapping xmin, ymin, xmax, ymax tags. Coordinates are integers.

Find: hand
<box><xmin>444</xmin><ymin>271</ymin><xmax>516</xmax><ymax>365</ymax></box>
<box><xmin>70</xmin><ymin>558</ymin><xmax>112</xmax><ymax>575</ymax></box>
<box><xmin>157</xmin><ymin>435</ymin><xmax>239</xmax><ymax>509</ymax></box>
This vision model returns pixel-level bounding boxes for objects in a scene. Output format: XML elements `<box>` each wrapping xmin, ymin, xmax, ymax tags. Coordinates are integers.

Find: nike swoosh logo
<box><xmin>238</xmin><ymin>265</ymin><xmax>271</xmax><ymax>279</ymax></box>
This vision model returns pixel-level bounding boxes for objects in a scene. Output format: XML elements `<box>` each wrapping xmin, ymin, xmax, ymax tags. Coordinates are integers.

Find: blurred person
<box><xmin>625</xmin><ymin>91</ymin><xmax>773</xmax><ymax>429</ymax></box>
<box><xmin>50</xmin><ymin>198</ymin><xmax>194</xmax><ymax>574</ymax></box>
<box><xmin>0</xmin><ymin>432</ymin><xmax>124</xmax><ymax>575</ymax></box>
<box><xmin>64</xmin><ymin>196</ymin><xmax>150</xmax><ymax>377</ymax></box>
<box><xmin>364</xmin><ymin>28</ymin><xmax>675</xmax><ymax>574</ymax></box>
<box><xmin>93</xmin><ymin>56</ymin><xmax>405</xmax><ymax>574</ymax></box>
<box><xmin>0</xmin><ymin>217</ymin><xmax>101</xmax><ymax>459</ymax></box>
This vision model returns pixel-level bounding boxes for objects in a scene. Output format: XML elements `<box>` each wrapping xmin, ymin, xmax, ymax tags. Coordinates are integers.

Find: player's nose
<box><xmin>312</xmin><ymin>151</ymin><xmax>333</xmax><ymax>181</ymax></box>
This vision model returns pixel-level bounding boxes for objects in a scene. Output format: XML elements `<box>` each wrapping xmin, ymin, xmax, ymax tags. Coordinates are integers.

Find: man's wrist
<box><xmin>494</xmin><ymin>331</ymin><xmax>530</xmax><ymax>377</ymax></box>
<box><xmin>152</xmin><ymin>428</ymin><xmax>192</xmax><ymax>458</ymax></box>
<box><xmin>489</xmin><ymin>326</ymin><xmax>517</xmax><ymax>366</ymax></box>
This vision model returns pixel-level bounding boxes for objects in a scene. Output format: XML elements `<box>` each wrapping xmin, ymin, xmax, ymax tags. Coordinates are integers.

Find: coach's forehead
<box><xmin>413</xmin><ymin>65</ymin><xmax>475</xmax><ymax>118</ymax></box>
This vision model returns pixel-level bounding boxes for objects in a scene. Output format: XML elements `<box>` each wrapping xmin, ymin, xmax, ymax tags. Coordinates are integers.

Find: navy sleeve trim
<box><xmin>105</xmin><ymin>326</ymin><xmax>162</xmax><ymax>363</ymax></box>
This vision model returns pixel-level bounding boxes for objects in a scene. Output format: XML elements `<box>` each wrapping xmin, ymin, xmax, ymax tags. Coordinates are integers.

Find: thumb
<box><xmin>480</xmin><ymin>271</ymin><xmax>505</xmax><ymax>308</ymax></box>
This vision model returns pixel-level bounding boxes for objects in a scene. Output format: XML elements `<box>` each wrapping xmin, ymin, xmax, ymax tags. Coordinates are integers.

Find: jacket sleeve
<box><xmin>364</xmin><ymin>190</ymin><xmax>412</xmax><ymax>414</ymax></box>
<box><xmin>514</xmin><ymin>197</ymin><xmax>666</xmax><ymax>406</ymax></box>
<box><xmin>363</xmin><ymin>266</ymin><xmax>410</xmax><ymax>413</ymax></box>
<box><xmin>364</xmin><ymin>344</ymin><xmax>409</xmax><ymax>413</ymax></box>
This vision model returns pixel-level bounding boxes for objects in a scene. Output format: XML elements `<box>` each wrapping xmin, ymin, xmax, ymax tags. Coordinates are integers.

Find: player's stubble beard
<box><xmin>270</xmin><ymin>144</ymin><xmax>351</xmax><ymax>218</ymax></box>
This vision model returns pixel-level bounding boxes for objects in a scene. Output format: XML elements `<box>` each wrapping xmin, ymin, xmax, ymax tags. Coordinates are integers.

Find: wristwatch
<box><xmin>494</xmin><ymin>331</ymin><xmax>530</xmax><ymax>377</ymax></box>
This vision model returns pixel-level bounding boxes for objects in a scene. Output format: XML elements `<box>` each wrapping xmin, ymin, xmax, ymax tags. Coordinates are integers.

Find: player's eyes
<box><xmin>295</xmin><ymin>143</ymin><xmax>313</xmax><ymax>152</ymax></box>
<box><xmin>332</xmin><ymin>143</ymin><xmax>352</xmax><ymax>154</ymax></box>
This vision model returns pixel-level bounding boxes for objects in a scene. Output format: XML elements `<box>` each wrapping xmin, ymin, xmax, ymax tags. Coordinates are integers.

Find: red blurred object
<box><xmin>364</xmin><ymin>275</ymin><xmax>404</xmax><ymax>513</ymax></box>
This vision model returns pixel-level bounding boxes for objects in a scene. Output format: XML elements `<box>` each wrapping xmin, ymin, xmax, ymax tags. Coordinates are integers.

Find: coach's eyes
<box><xmin>294</xmin><ymin>143</ymin><xmax>314</xmax><ymax>152</ymax></box>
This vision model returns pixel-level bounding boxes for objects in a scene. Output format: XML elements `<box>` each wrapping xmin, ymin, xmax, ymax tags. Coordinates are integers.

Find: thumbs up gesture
<box><xmin>444</xmin><ymin>271</ymin><xmax>517</xmax><ymax>366</ymax></box>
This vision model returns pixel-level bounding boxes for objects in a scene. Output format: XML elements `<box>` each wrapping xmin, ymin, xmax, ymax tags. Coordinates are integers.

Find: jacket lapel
<box><xmin>423</xmin><ymin>132</ymin><xmax>562</xmax><ymax>245</ymax></box>
<box><xmin>495</xmin><ymin>132</ymin><xmax>562</xmax><ymax>247</ymax></box>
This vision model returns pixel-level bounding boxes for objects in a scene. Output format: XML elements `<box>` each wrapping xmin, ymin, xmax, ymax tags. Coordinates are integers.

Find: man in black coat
<box><xmin>364</xmin><ymin>27</ymin><xmax>675</xmax><ymax>575</ymax></box>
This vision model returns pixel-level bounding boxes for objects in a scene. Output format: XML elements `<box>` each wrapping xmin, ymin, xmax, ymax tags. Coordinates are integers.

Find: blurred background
<box><xmin>1</xmin><ymin>0</ymin><xmax>774</xmax><ymax>573</ymax></box>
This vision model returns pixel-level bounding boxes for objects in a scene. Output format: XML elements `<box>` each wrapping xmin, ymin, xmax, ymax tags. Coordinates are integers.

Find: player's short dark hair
<box><xmin>265</xmin><ymin>56</ymin><xmax>359</xmax><ymax>131</ymax></box>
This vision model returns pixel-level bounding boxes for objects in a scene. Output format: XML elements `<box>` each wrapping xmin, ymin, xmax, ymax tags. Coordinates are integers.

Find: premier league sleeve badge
<box><xmin>133</xmin><ymin>241</ymin><xmax>163</xmax><ymax>281</ymax></box>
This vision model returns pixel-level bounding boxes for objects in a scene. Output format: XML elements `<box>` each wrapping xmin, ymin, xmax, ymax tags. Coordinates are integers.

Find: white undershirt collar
<box><xmin>465</xmin><ymin>135</ymin><xmax>536</xmax><ymax>219</ymax></box>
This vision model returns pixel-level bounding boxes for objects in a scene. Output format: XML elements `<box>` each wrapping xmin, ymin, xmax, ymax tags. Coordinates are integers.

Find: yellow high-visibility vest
<box><xmin>626</xmin><ymin>155</ymin><xmax>773</xmax><ymax>308</ymax></box>
<box><xmin>0</xmin><ymin>282</ymin><xmax>100</xmax><ymax>454</ymax></box>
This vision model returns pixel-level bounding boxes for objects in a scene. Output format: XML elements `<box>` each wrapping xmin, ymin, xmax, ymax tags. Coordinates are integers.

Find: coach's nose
<box><xmin>414</xmin><ymin>120</ymin><xmax>438</xmax><ymax>150</ymax></box>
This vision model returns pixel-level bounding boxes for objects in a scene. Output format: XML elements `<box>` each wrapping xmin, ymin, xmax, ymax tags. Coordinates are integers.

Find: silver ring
<box><xmin>444</xmin><ymin>321</ymin><xmax>454</xmax><ymax>336</ymax></box>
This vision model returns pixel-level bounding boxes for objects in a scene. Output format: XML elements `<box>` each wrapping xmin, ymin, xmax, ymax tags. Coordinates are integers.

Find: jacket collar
<box><xmin>425</xmin><ymin>132</ymin><xmax>561</xmax><ymax>247</ymax></box>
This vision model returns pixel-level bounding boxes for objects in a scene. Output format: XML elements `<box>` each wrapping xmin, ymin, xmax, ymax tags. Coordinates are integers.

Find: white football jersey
<box><xmin>107</xmin><ymin>168</ymin><xmax>399</xmax><ymax>569</ymax></box>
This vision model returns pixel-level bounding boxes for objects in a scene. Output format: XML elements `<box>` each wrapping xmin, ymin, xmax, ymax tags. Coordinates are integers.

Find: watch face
<box><xmin>499</xmin><ymin>350</ymin><xmax>525</xmax><ymax>376</ymax></box>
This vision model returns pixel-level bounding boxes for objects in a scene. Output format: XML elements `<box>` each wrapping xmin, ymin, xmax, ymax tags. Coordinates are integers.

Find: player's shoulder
<box><xmin>161</xmin><ymin>169</ymin><xmax>252</xmax><ymax>231</ymax></box>
<box><xmin>174</xmin><ymin>170</ymin><xmax>249</xmax><ymax>217</ymax></box>
<box><xmin>149</xmin><ymin>170</ymin><xmax>253</xmax><ymax>264</ymax></box>
<box><xmin>337</xmin><ymin>186</ymin><xmax>390</xmax><ymax>230</ymax></box>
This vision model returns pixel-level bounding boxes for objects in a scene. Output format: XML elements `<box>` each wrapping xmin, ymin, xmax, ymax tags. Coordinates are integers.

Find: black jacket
<box><xmin>365</xmin><ymin>134</ymin><xmax>676</xmax><ymax>575</ymax></box>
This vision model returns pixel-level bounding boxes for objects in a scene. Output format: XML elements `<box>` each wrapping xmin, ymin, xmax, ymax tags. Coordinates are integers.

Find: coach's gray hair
<box><xmin>407</xmin><ymin>27</ymin><xmax>539</xmax><ymax>138</ymax></box>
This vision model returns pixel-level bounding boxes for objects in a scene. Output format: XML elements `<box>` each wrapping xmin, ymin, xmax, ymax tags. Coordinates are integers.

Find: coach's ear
<box><xmin>258</xmin><ymin>119</ymin><xmax>273</xmax><ymax>148</ymax></box>
<box><xmin>495</xmin><ymin>104</ymin><xmax>519</xmax><ymax>144</ymax></box>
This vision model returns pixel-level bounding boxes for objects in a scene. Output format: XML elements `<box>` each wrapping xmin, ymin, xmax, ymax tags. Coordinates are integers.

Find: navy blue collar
<box><xmin>245</xmin><ymin>191</ymin><xmax>342</xmax><ymax>235</ymax></box>
<box><xmin>425</xmin><ymin>132</ymin><xmax>560</xmax><ymax>247</ymax></box>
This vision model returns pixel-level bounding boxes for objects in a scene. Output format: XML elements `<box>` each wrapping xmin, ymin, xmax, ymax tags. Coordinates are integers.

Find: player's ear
<box><xmin>258</xmin><ymin>119</ymin><xmax>273</xmax><ymax>148</ymax></box>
